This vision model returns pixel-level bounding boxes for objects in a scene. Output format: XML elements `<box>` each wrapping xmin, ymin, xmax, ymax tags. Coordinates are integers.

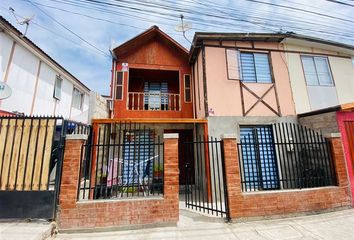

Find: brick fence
<box><xmin>57</xmin><ymin>134</ymin><xmax>179</xmax><ymax>231</ymax></box>
<box><xmin>223</xmin><ymin>134</ymin><xmax>352</xmax><ymax>220</ymax></box>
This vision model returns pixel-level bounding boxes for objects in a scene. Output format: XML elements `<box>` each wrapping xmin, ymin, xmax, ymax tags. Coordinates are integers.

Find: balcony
<box><xmin>127</xmin><ymin>92</ymin><xmax>181</xmax><ymax>111</ymax></box>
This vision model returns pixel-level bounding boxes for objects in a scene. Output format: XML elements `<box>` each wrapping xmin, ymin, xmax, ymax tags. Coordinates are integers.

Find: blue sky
<box><xmin>0</xmin><ymin>0</ymin><xmax>353</xmax><ymax>95</ymax></box>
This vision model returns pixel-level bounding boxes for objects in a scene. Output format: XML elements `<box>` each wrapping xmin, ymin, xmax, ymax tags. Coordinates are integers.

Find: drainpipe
<box><xmin>109</xmin><ymin>50</ymin><xmax>117</xmax><ymax>119</ymax></box>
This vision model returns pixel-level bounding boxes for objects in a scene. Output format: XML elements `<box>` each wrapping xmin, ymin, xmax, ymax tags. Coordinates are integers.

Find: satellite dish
<box><xmin>175</xmin><ymin>23</ymin><xmax>192</xmax><ymax>32</ymax></box>
<box><xmin>0</xmin><ymin>82</ymin><xmax>12</xmax><ymax>100</ymax></box>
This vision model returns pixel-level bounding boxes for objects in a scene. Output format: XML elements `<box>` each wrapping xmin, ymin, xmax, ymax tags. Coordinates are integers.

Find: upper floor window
<box><xmin>144</xmin><ymin>82</ymin><xmax>168</xmax><ymax>110</ymax></box>
<box><xmin>115</xmin><ymin>72</ymin><xmax>124</xmax><ymax>100</ymax></box>
<box><xmin>240</xmin><ymin>52</ymin><xmax>272</xmax><ymax>83</ymax></box>
<box><xmin>72</xmin><ymin>88</ymin><xmax>84</xmax><ymax>110</ymax></box>
<box><xmin>184</xmin><ymin>74</ymin><xmax>191</xmax><ymax>102</ymax></box>
<box><xmin>301</xmin><ymin>56</ymin><xmax>334</xmax><ymax>86</ymax></box>
<box><xmin>53</xmin><ymin>76</ymin><xmax>62</xmax><ymax>100</ymax></box>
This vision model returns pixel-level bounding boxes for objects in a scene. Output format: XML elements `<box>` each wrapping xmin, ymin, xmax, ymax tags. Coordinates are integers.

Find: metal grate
<box><xmin>78</xmin><ymin>122</ymin><xmax>164</xmax><ymax>200</ymax></box>
<box><xmin>237</xmin><ymin>123</ymin><xmax>336</xmax><ymax>192</ymax></box>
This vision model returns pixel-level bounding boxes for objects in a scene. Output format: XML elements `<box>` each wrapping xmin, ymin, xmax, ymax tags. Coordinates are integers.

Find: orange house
<box><xmin>107</xmin><ymin>26</ymin><xmax>207</xmax><ymax>186</ymax></box>
<box><xmin>110</xmin><ymin>26</ymin><xmax>193</xmax><ymax>119</ymax></box>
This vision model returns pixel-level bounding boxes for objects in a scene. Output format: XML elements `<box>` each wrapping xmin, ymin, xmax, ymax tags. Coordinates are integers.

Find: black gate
<box><xmin>237</xmin><ymin>123</ymin><xmax>336</xmax><ymax>192</ymax></box>
<box><xmin>0</xmin><ymin>116</ymin><xmax>89</xmax><ymax>219</ymax></box>
<box><xmin>183</xmin><ymin>136</ymin><xmax>230</xmax><ymax>221</ymax></box>
<box><xmin>78</xmin><ymin>121</ymin><xmax>163</xmax><ymax>201</ymax></box>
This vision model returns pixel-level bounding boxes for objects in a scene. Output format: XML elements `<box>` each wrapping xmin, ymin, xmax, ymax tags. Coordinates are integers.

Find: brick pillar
<box><xmin>163</xmin><ymin>133</ymin><xmax>179</xmax><ymax>222</ymax></box>
<box><xmin>57</xmin><ymin>134</ymin><xmax>87</xmax><ymax>225</ymax></box>
<box><xmin>327</xmin><ymin>134</ymin><xmax>349</xmax><ymax>187</ymax></box>
<box><xmin>222</xmin><ymin>134</ymin><xmax>241</xmax><ymax>219</ymax></box>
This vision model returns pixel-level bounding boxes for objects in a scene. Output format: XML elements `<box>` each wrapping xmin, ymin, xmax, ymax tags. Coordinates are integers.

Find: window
<box><xmin>240</xmin><ymin>126</ymin><xmax>279</xmax><ymax>190</ymax></box>
<box><xmin>144</xmin><ymin>82</ymin><xmax>168</xmax><ymax>110</ymax></box>
<box><xmin>53</xmin><ymin>76</ymin><xmax>62</xmax><ymax>100</ymax></box>
<box><xmin>184</xmin><ymin>74</ymin><xmax>191</xmax><ymax>102</ymax></box>
<box><xmin>301</xmin><ymin>56</ymin><xmax>334</xmax><ymax>86</ymax></box>
<box><xmin>240</xmin><ymin>52</ymin><xmax>272</xmax><ymax>83</ymax></box>
<box><xmin>115</xmin><ymin>72</ymin><xmax>123</xmax><ymax>100</ymax></box>
<box><xmin>72</xmin><ymin>88</ymin><xmax>84</xmax><ymax>110</ymax></box>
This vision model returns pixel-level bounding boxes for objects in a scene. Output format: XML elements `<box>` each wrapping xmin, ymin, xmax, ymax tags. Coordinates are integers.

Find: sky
<box><xmin>0</xmin><ymin>0</ymin><xmax>353</xmax><ymax>95</ymax></box>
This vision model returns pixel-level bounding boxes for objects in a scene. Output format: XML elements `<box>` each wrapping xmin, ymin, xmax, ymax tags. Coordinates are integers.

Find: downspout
<box><xmin>201</xmin><ymin>44</ymin><xmax>212</xmax><ymax>202</ymax></box>
<box><xmin>201</xmin><ymin>45</ymin><xmax>209</xmax><ymax>119</ymax></box>
<box><xmin>109</xmin><ymin>50</ymin><xmax>117</xmax><ymax>119</ymax></box>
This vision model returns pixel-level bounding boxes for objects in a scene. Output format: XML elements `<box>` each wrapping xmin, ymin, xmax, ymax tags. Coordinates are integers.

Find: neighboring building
<box><xmin>0</xmin><ymin>16</ymin><xmax>90</xmax><ymax>123</ymax></box>
<box><xmin>283</xmin><ymin>35</ymin><xmax>354</xmax><ymax>113</ymax></box>
<box><xmin>189</xmin><ymin>33</ymin><xmax>298</xmax><ymax>138</ymax></box>
<box><xmin>88</xmin><ymin>92</ymin><xmax>110</xmax><ymax>120</ymax></box>
<box><xmin>189</xmin><ymin>32</ymin><xmax>354</xmax><ymax>137</ymax></box>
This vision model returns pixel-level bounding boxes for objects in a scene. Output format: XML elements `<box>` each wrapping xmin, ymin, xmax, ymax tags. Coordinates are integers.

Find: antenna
<box><xmin>175</xmin><ymin>14</ymin><xmax>193</xmax><ymax>45</ymax></box>
<box><xmin>9</xmin><ymin>7</ymin><xmax>34</xmax><ymax>37</ymax></box>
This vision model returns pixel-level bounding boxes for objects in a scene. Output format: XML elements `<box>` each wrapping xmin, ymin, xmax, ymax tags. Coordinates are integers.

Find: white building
<box><xmin>0</xmin><ymin>16</ymin><xmax>90</xmax><ymax>123</ymax></box>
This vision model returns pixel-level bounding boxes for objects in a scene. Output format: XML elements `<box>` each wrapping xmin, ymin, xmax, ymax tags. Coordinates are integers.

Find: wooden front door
<box><xmin>164</xmin><ymin>129</ymin><xmax>194</xmax><ymax>185</ymax></box>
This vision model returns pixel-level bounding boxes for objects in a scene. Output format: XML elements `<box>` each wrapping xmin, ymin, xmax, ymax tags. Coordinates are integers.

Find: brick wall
<box><xmin>223</xmin><ymin>135</ymin><xmax>351</xmax><ymax>220</ymax></box>
<box><xmin>299</xmin><ymin>112</ymin><xmax>338</xmax><ymax>136</ymax></box>
<box><xmin>57</xmin><ymin>134</ymin><xmax>179</xmax><ymax>230</ymax></box>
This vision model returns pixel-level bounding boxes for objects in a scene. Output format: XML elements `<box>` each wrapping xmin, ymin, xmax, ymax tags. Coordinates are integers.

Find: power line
<box><xmin>24</xmin><ymin>0</ymin><xmax>110</xmax><ymax>57</ymax></box>
<box><xmin>242</xmin><ymin>0</ymin><xmax>354</xmax><ymax>23</ymax></box>
<box><xmin>42</xmin><ymin>0</ymin><xmax>354</xmax><ymax>39</ymax></box>
<box><xmin>40</xmin><ymin>0</ymin><xmax>353</xmax><ymax>42</ymax></box>
<box><xmin>0</xmin><ymin>5</ymin><xmax>110</xmax><ymax>58</ymax></box>
<box><xmin>323</xmin><ymin>0</ymin><xmax>354</xmax><ymax>7</ymax></box>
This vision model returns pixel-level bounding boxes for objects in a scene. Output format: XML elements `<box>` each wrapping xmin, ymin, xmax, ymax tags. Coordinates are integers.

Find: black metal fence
<box><xmin>184</xmin><ymin>136</ymin><xmax>229</xmax><ymax>220</ymax></box>
<box><xmin>0</xmin><ymin>115</ymin><xmax>90</xmax><ymax>219</ymax></box>
<box><xmin>237</xmin><ymin>122</ymin><xmax>336</xmax><ymax>192</ymax></box>
<box><xmin>78</xmin><ymin>122</ymin><xmax>164</xmax><ymax>200</ymax></box>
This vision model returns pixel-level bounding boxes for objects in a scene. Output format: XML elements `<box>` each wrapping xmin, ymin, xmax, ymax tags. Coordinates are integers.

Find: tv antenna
<box><xmin>175</xmin><ymin>14</ymin><xmax>193</xmax><ymax>45</ymax></box>
<box><xmin>9</xmin><ymin>7</ymin><xmax>34</xmax><ymax>37</ymax></box>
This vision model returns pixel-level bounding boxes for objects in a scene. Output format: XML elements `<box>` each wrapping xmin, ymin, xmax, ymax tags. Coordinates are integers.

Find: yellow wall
<box><xmin>285</xmin><ymin>43</ymin><xmax>354</xmax><ymax>114</ymax></box>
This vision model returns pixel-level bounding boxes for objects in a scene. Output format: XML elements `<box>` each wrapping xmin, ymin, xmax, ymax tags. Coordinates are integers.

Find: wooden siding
<box><xmin>0</xmin><ymin>118</ymin><xmax>55</xmax><ymax>190</ymax></box>
<box><xmin>112</xmin><ymin>32</ymin><xmax>193</xmax><ymax>119</ymax></box>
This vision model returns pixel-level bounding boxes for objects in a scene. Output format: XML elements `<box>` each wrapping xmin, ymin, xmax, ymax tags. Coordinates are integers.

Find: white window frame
<box><xmin>53</xmin><ymin>75</ymin><xmax>62</xmax><ymax>100</ymax></box>
<box><xmin>239</xmin><ymin>51</ymin><xmax>273</xmax><ymax>84</ymax></box>
<box><xmin>72</xmin><ymin>87</ymin><xmax>84</xmax><ymax>110</ymax></box>
<box><xmin>301</xmin><ymin>55</ymin><xmax>334</xmax><ymax>86</ymax></box>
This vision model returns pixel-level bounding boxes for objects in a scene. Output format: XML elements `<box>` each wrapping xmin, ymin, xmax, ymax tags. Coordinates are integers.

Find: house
<box><xmin>108</xmin><ymin>26</ymin><xmax>207</xmax><ymax>186</ymax></box>
<box><xmin>33</xmin><ymin>26</ymin><xmax>353</xmax><ymax>229</ymax></box>
<box><xmin>283</xmin><ymin>34</ymin><xmax>354</xmax><ymax>113</ymax></box>
<box><xmin>0</xmin><ymin>16</ymin><xmax>90</xmax><ymax>123</ymax></box>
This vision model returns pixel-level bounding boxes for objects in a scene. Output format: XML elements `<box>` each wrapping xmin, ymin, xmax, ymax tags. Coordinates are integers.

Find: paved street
<box><xmin>53</xmin><ymin>208</ymin><xmax>354</xmax><ymax>240</ymax></box>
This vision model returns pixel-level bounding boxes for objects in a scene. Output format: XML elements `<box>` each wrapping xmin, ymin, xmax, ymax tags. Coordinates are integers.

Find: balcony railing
<box><xmin>127</xmin><ymin>92</ymin><xmax>181</xmax><ymax>111</ymax></box>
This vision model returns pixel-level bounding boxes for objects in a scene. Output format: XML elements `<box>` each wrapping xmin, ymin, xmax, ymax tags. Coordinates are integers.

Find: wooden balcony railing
<box><xmin>127</xmin><ymin>92</ymin><xmax>181</xmax><ymax>111</ymax></box>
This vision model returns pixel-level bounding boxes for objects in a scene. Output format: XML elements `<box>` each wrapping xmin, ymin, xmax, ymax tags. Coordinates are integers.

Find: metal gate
<box><xmin>0</xmin><ymin>116</ymin><xmax>89</xmax><ymax>219</ymax></box>
<box><xmin>183</xmin><ymin>136</ymin><xmax>229</xmax><ymax>221</ymax></box>
<box><xmin>344</xmin><ymin>121</ymin><xmax>354</xmax><ymax>179</ymax></box>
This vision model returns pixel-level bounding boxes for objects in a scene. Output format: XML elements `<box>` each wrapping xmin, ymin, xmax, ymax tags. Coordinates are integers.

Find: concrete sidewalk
<box><xmin>0</xmin><ymin>220</ymin><xmax>55</xmax><ymax>240</ymax></box>
<box><xmin>53</xmin><ymin>208</ymin><xmax>354</xmax><ymax>240</ymax></box>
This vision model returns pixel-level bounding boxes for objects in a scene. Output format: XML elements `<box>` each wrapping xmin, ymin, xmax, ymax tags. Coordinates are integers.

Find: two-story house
<box><xmin>0</xmin><ymin>16</ymin><xmax>91</xmax><ymax>123</ymax></box>
<box><xmin>189</xmin><ymin>33</ymin><xmax>299</xmax><ymax>139</ymax></box>
<box><xmin>189</xmin><ymin>32</ymin><xmax>354</xmax><ymax>200</ymax></box>
<box><xmin>109</xmin><ymin>26</ymin><xmax>207</xmax><ymax>185</ymax></box>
